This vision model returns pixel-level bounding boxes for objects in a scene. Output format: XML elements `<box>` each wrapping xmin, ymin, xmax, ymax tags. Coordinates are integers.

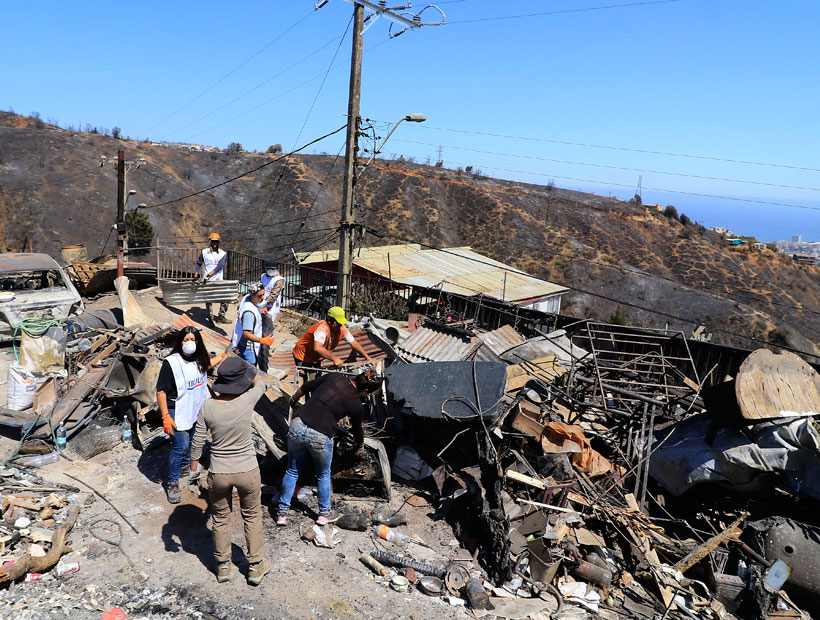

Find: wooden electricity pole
<box><xmin>336</xmin><ymin>2</ymin><xmax>365</xmax><ymax>309</ymax></box>
<box><xmin>116</xmin><ymin>150</ymin><xmax>126</xmax><ymax>278</ymax></box>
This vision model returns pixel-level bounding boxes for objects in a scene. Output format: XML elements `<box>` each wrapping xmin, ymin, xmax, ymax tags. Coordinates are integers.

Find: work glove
<box><xmin>188</xmin><ymin>463</ymin><xmax>203</xmax><ymax>491</ymax></box>
<box><xmin>162</xmin><ymin>413</ymin><xmax>176</xmax><ymax>435</ymax></box>
<box><xmin>288</xmin><ymin>396</ymin><xmax>302</xmax><ymax>411</ymax></box>
<box><xmin>259</xmin><ymin>307</ymin><xmax>268</xmax><ymax>314</ymax></box>
<box><xmin>260</xmin><ymin>336</ymin><xmax>274</xmax><ymax>346</ymax></box>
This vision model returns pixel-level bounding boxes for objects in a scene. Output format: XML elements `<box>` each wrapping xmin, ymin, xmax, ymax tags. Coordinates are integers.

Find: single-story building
<box><xmin>296</xmin><ymin>244</ymin><xmax>568</xmax><ymax>314</ymax></box>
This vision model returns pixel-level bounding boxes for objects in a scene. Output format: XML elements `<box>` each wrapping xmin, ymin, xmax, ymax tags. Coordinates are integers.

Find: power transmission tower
<box><xmin>635</xmin><ymin>175</ymin><xmax>642</xmax><ymax>201</ymax></box>
<box><xmin>328</xmin><ymin>0</ymin><xmax>445</xmax><ymax>309</ymax></box>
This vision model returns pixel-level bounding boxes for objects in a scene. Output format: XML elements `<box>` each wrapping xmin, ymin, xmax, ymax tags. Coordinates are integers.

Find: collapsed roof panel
<box><xmin>385</xmin><ymin>361</ymin><xmax>507</xmax><ymax>420</ymax></box>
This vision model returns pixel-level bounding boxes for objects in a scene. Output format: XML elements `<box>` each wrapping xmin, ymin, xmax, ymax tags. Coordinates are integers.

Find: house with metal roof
<box><xmin>296</xmin><ymin>244</ymin><xmax>568</xmax><ymax>313</ymax></box>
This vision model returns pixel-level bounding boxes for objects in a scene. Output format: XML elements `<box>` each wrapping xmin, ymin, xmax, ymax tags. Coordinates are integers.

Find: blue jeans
<box><xmin>279</xmin><ymin>419</ymin><xmax>334</xmax><ymax>515</ymax></box>
<box><xmin>237</xmin><ymin>341</ymin><xmax>257</xmax><ymax>366</ymax></box>
<box><xmin>167</xmin><ymin>412</ymin><xmax>191</xmax><ymax>484</ymax></box>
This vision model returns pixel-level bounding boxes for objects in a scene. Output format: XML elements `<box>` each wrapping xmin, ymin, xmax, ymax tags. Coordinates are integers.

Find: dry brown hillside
<box><xmin>1</xmin><ymin>111</ymin><xmax>818</xmax><ymax>358</ymax></box>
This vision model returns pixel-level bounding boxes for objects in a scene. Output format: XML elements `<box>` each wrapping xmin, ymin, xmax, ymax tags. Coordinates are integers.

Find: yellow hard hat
<box><xmin>209</xmin><ymin>233</ymin><xmax>221</xmax><ymax>241</ymax></box>
<box><xmin>327</xmin><ymin>306</ymin><xmax>348</xmax><ymax>325</ymax></box>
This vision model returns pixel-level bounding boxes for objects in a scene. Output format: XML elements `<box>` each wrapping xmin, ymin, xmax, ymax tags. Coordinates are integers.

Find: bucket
<box><xmin>61</xmin><ymin>244</ymin><xmax>88</xmax><ymax>264</ymax></box>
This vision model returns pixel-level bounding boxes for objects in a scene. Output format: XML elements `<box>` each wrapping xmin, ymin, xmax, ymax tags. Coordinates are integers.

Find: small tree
<box><xmin>610</xmin><ymin>306</ymin><xmax>629</xmax><ymax>326</ymax></box>
<box><xmin>31</xmin><ymin>111</ymin><xmax>44</xmax><ymax>129</ymax></box>
<box><xmin>227</xmin><ymin>142</ymin><xmax>243</xmax><ymax>153</ymax></box>
<box><xmin>112</xmin><ymin>126</ymin><xmax>122</xmax><ymax>139</ymax></box>
<box><xmin>266</xmin><ymin>144</ymin><xmax>282</xmax><ymax>154</ymax></box>
<box><xmin>679</xmin><ymin>213</ymin><xmax>692</xmax><ymax>226</ymax></box>
<box><xmin>663</xmin><ymin>205</ymin><xmax>678</xmax><ymax>219</ymax></box>
<box><xmin>126</xmin><ymin>210</ymin><xmax>154</xmax><ymax>252</ymax></box>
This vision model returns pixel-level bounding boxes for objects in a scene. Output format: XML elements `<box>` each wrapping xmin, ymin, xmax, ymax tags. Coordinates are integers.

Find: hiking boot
<box><xmin>216</xmin><ymin>561</ymin><xmax>231</xmax><ymax>583</ymax></box>
<box><xmin>216</xmin><ymin>314</ymin><xmax>230</xmax><ymax>324</ymax></box>
<box><xmin>275</xmin><ymin>513</ymin><xmax>288</xmax><ymax>527</ymax></box>
<box><xmin>166</xmin><ymin>481</ymin><xmax>181</xmax><ymax>504</ymax></box>
<box><xmin>316</xmin><ymin>509</ymin><xmax>340</xmax><ymax>525</ymax></box>
<box><xmin>248</xmin><ymin>557</ymin><xmax>270</xmax><ymax>586</ymax></box>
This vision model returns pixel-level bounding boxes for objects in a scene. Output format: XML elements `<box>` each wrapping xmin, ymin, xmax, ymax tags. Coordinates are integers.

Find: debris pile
<box><xmin>350</xmin><ymin>318</ymin><xmax>820</xmax><ymax>619</ymax></box>
<box><xmin>0</xmin><ymin>466</ymin><xmax>86</xmax><ymax>585</ymax></box>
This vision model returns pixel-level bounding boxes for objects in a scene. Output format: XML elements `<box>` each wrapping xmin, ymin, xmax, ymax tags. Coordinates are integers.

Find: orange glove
<box><xmin>162</xmin><ymin>413</ymin><xmax>176</xmax><ymax>435</ymax></box>
<box><xmin>260</xmin><ymin>336</ymin><xmax>274</xmax><ymax>346</ymax></box>
<box><xmin>259</xmin><ymin>307</ymin><xmax>268</xmax><ymax>314</ymax></box>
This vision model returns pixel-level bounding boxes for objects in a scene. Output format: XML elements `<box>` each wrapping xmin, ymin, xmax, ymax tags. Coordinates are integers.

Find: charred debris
<box><xmin>2</xmin><ymin>277</ymin><xmax>820</xmax><ymax>620</ymax></box>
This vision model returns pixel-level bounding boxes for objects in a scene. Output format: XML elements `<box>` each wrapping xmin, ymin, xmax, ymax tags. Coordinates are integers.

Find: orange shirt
<box><xmin>292</xmin><ymin>320</ymin><xmax>352</xmax><ymax>364</ymax></box>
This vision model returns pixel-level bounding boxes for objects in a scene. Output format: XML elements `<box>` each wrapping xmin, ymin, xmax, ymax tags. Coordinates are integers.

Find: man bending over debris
<box><xmin>190</xmin><ymin>357</ymin><xmax>271</xmax><ymax>585</ymax></box>
<box><xmin>276</xmin><ymin>368</ymin><xmax>383</xmax><ymax>526</ymax></box>
<box><xmin>292</xmin><ymin>306</ymin><xmax>371</xmax><ymax>370</ymax></box>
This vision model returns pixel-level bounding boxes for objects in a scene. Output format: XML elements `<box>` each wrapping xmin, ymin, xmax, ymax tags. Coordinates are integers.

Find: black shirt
<box><xmin>297</xmin><ymin>373</ymin><xmax>364</xmax><ymax>445</ymax></box>
<box><xmin>156</xmin><ymin>359</ymin><xmax>181</xmax><ymax>409</ymax></box>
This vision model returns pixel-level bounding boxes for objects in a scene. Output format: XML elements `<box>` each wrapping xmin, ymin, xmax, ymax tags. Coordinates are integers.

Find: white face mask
<box><xmin>266</xmin><ymin>269</ymin><xmax>275</xmax><ymax>277</ymax></box>
<box><xmin>256</xmin><ymin>299</ymin><xmax>267</xmax><ymax>308</ymax></box>
<box><xmin>182</xmin><ymin>341</ymin><xmax>197</xmax><ymax>356</ymax></box>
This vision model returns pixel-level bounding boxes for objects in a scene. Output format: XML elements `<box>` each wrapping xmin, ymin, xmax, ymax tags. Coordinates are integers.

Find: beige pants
<box><xmin>208</xmin><ymin>468</ymin><xmax>263</xmax><ymax>564</ymax></box>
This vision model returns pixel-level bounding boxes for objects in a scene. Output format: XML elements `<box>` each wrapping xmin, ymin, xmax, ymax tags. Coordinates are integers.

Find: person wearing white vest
<box><xmin>258</xmin><ymin>260</ymin><xmax>285</xmax><ymax>373</ymax></box>
<box><xmin>195</xmin><ymin>232</ymin><xmax>229</xmax><ymax>324</ymax></box>
<box><xmin>231</xmin><ymin>283</ymin><xmax>274</xmax><ymax>367</ymax></box>
<box><xmin>156</xmin><ymin>326</ymin><xmax>221</xmax><ymax>504</ymax></box>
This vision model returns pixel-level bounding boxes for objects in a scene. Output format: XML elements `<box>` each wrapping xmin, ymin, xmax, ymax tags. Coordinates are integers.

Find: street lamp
<box><xmin>358</xmin><ymin>113</ymin><xmax>426</xmax><ymax>176</ymax></box>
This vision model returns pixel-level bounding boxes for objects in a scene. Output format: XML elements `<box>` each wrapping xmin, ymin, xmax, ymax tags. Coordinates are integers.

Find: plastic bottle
<box><xmin>55</xmin><ymin>423</ymin><xmax>67</xmax><ymax>450</ymax></box>
<box><xmin>337</xmin><ymin>512</ymin><xmax>370</xmax><ymax>531</ymax></box>
<box><xmin>371</xmin><ymin>510</ymin><xmax>408</xmax><ymax>527</ymax></box>
<box><xmin>121</xmin><ymin>419</ymin><xmax>132</xmax><ymax>443</ymax></box>
<box><xmin>21</xmin><ymin>452</ymin><xmax>60</xmax><ymax>467</ymax></box>
<box><xmin>77</xmin><ymin>338</ymin><xmax>93</xmax><ymax>352</ymax></box>
<box><xmin>373</xmin><ymin>524</ymin><xmax>413</xmax><ymax>545</ymax></box>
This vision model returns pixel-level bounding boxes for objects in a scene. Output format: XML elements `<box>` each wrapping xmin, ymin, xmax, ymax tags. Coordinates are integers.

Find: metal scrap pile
<box><xmin>362</xmin><ymin>317</ymin><xmax>819</xmax><ymax>619</ymax></box>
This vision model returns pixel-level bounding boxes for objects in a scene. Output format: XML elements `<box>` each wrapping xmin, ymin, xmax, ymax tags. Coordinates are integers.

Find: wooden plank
<box><xmin>510</xmin><ymin>406</ymin><xmax>544</xmax><ymax>439</ymax></box>
<box><xmin>736</xmin><ymin>349</ymin><xmax>820</xmax><ymax>420</ymax></box>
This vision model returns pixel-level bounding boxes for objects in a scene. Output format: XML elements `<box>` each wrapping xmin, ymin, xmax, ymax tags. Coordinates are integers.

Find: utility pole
<box><xmin>116</xmin><ymin>150</ymin><xmax>126</xmax><ymax>278</ymax></box>
<box><xmin>336</xmin><ymin>2</ymin><xmax>365</xmax><ymax>309</ymax></box>
<box><xmin>332</xmin><ymin>0</ymin><xmax>440</xmax><ymax>309</ymax></box>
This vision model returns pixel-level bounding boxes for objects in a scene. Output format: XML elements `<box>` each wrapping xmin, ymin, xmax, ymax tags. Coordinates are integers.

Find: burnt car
<box><xmin>0</xmin><ymin>253</ymin><xmax>83</xmax><ymax>340</ymax></box>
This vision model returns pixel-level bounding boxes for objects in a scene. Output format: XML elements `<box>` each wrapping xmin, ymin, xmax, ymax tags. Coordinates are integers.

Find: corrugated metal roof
<box><xmin>160</xmin><ymin>279</ymin><xmax>240</xmax><ymax>304</ymax></box>
<box><xmin>267</xmin><ymin>330</ymin><xmax>387</xmax><ymax>377</ymax></box>
<box><xmin>395</xmin><ymin>324</ymin><xmax>479</xmax><ymax>363</ymax></box>
<box><xmin>170</xmin><ymin>314</ymin><xmax>231</xmax><ymax>353</ymax></box>
<box><xmin>476</xmin><ymin>325</ymin><xmax>526</xmax><ymax>355</ymax></box>
<box><xmin>298</xmin><ymin>244</ymin><xmax>567</xmax><ymax>304</ymax></box>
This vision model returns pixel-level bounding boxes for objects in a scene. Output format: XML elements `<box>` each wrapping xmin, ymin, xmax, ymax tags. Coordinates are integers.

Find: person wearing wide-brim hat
<box><xmin>190</xmin><ymin>357</ymin><xmax>271</xmax><ymax>585</ymax></box>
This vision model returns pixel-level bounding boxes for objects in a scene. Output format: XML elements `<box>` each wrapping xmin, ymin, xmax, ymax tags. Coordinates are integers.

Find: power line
<box><xmin>393</xmin><ymin>138</ymin><xmax>820</xmax><ymax>193</ymax></box>
<box><xmin>3</xmin><ymin>170</ymin><xmax>99</xmax><ymax>193</ymax></box>
<box><xmin>391</xmin><ymin>154</ymin><xmax>820</xmax><ymax>213</ymax></box>
<box><xmin>416</xmin><ymin>125</ymin><xmax>820</xmax><ymax>174</ymax></box>
<box><xmin>140</xmin><ymin>124</ymin><xmax>346</xmax><ymax>210</ymax></box>
<box><xmin>363</xmin><ymin>226</ymin><xmax>819</xmax><ymax>359</ymax></box>
<box><xmin>161</xmin><ymin>32</ymin><xmax>345</xmax><ymax>141</ymax></box>
<box><xmin>188</xmin><ymin>35</ymin><xmax>391</xmax><ymax>142</ymax></box>
<box><xmin>246</xmin><ymin>15</ymin><xmax>353</xmax><ymax>241</ymax></box>
<box><xmin>138</xmin><ymin>9</ymin><xmax>315</xmax><ymax>139</ymax></box>
<box><xmin>448</xmin><ymin>0</ymin><xmax>683</xmax><ymax>24</ymax></box>
<box><xmin>288</xmin><ymin>143</ymin><xmax>345</xmax><ymax>251</ymax></box>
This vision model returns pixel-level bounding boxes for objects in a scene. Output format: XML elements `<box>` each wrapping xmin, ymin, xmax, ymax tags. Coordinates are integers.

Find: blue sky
<box><xmin>3</xmin><ymin>0</ymin><xmax>819</xmax><ymax>242</ymax></box>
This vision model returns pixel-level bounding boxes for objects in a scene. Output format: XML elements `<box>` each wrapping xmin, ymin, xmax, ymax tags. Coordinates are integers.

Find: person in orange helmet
<box><xmin>195</xmin><ymin>233</ymin><xmax>229</xmax><ymax>324</ymax></box>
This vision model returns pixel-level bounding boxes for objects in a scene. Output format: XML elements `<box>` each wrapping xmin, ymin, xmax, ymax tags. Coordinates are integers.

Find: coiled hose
<box><xmin>370</xmin><ymin>550</ymin><xmax>446</xmax><ymax>578</ymax></box>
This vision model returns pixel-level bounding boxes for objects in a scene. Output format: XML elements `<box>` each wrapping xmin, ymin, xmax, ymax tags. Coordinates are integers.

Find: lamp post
<box><xmin>336</xmin><ymin>112</ymin><xmax>426</xmax><ymax>309</ymax></box>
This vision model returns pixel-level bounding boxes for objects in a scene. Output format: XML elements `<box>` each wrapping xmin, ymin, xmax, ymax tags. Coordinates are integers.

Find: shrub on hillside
<box><xmin>663</xmin><ymin>205</ymin><xmax>678</xmax><ymax>219</ymax></box>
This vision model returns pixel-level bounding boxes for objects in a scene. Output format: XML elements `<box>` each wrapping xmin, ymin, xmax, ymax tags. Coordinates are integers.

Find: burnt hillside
<box><xmin>1</xmin><ymin>112</ymin><xmax>818</xmax><ymax>358</ymax></box>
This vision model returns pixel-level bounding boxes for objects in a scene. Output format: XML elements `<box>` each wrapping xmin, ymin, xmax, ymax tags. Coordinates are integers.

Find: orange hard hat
<box><xmin>209</xmin><ymin>233</ymin><xmax>221</xmax><ymax>241</ymax></box>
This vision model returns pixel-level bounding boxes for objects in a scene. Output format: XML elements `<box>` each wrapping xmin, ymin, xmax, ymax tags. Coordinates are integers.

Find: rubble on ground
<box><xmin>2</xmin><ymin>273</ymin><xmax>819</xmax><ymax>619</ymax></box>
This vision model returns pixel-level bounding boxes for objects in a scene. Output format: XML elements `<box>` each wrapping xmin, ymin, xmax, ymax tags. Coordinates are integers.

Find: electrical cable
<box><xmin>392</xmin><ymin>138</ymin><xmax>820</xmax><ymax>193</ymax></box>
<box><xmin>448</xmin><ymin>1</ymin><xmax>684</xmax><ymax>25</ymax></box>
<box><xmin>414</xmin><ymin>125</ymin><xmax>820</xmax><ymax>174</ymax></box>
<box><xmin>138</xmin><ymin>8</ymin><xmax>315</xmax><ymax>138</ymax></box>
<box><xmin>140</xmin><ymin>124</ymin><xmax>346</xmax><ymax>210</ymax></box>
<box><xmin>161</xmin><ymin>31</ymin><xmax>344</xmax><ymax>141</ymax></box>
<box><xmin>363</xmin><ymin>225</ymin><xmax>820</xmax><ymax>358</ymax></box>
<box><xmin>246</xmin><ymin>15</ymin><xmax>353</xmax><ymax>241</ymax></box>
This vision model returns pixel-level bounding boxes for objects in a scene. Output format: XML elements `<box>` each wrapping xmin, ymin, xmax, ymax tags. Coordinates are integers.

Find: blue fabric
<box><xmin>168</xmin><ymin>413</ymin><xmax>191</xmax><ymax>484</ymax></box>
<box><xmin>237</xmin><ymin>341</ymin><xmax>257</xmax><ymax>365</ymax></box>
<box><xmin>279</xmin><ymin>419</ymin><xmax>334</xmax><ymax>514</ymax></box>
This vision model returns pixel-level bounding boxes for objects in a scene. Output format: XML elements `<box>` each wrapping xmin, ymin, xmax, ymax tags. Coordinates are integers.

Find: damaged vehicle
<box><xmin>0</xmin><ymin>253</ymin><xmax>83</xmax><ymax>339</ymax></box>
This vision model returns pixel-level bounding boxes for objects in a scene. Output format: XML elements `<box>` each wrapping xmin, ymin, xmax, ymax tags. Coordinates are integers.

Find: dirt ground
<box><xmin>0</xmin><ymin>289</ymin><xmax>472</xmax><ymax>619</ymax></box>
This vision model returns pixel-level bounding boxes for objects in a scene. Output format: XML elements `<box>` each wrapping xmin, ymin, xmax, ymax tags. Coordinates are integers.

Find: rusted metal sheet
<box><xmin>159</xmin><ymin>279</ymin><xmax>239</xmax><ymax>304</ymax></box>
<box><xmin>170</xmin><ymin>314</ymin><xmax>231</xmax><ymax>352</ymax></box>
<box><xmin>395</xmin><ymin>324</ymin><xmax>479</xmax><ymax>363</ymax></box>
<box><xmin>476</xmin><ymin>324</ymin><xmax>525</xmax><ymax>355</ymax></box>
<box><xmin>266</xmin><ymin>330</ymin><xmax>387</xmax><ymax>377</ymax></box>
<box><xmin>736</xmin><ymin>348</ymin><xmax>820</xmax><ymax>420</ymax></box>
